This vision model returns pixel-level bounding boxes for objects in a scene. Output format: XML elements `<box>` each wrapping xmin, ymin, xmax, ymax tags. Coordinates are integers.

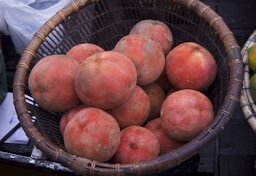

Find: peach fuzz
<box><xmin>130</xmin><ymin>19</ymin><xmax>173</xmax><ymax>55</ymax></box>
<box><xmin>166</xmin><ymin>42</ymin><xmax>217</xmax><ymax>91</ymax></box>
<box><xmin>145</xmin><ymin>118</ymin><xmax>184</xmax><ymax>155</ymax></box>
<box><xmin>75</xmin><ymin>51</ymin><xmax>137</xmax><ymax>109</ymax></box>
<box><xmin>66</xmin><ymin>43</ymin><xmax>104</xmax><ymax>64</ymax></box>
<box><xmin>142</xmin><ymin>83</ymin><xmax>166</xmax><ymax>120</ymax></box>
<box><xmin>59</xmin><ymin>104</ymin><xmax>87</xmax><ymax>136</ymax></box>
<box><xmin>160</xmin><ymin>89</ymin><xmax>214</xmax><ymax>142</ymax></box>
<box><xmin>63</xmin><ymin>107</ymin><xmax>120</xmax><ymax>162</ymax></box>
<box><xmin>28</xmin><ymin>54</ymin><xmax>80</xmax><ymax>112</ymax></box>
<box><xmin>112</xmin><ymin>126</ymin><xmax>160</xmax><ymax>164</ymax></box>
<box><xmin>108</xmin><ymin>86</ymin><xmax>150</xmax><ymax>129</ymax></box>
<box><xmin>114</xmin><ymin>34</ymin><xmax>165</xmax><ymax>85</ymax></box>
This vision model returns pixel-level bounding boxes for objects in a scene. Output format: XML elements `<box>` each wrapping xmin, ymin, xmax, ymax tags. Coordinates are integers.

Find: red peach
<box><xmin>114</xmin><ymin>34</ymin><xmax>165</xmax><ymax>85</ymax></box>
<box><xmin>28</xmin><ymin>55</ymin><xmax>80</xmax><ymax>112</ymax></box>
<box><xmin>59</xmin><ymin>104</ymin><xmax>87</xmax><ymax>136</ymax></box>
<box><xmin>112</xmin><ymin>126</ymin><xmax>160</xmax><ymax>164</ymax></box>
<box><xmin>75</xmin><ymin>51</ymin><xmax>137</xmax><ymax>109</ymax></box>
<box><xmin>64</xmin><ymin>107</ymin><xmax>120</xmax><ymax>162</ymax></box>
<box><xmin>155</xmin><ymin>66</ymin><xmax>174</xmax><ymax>93</ymax></box>
<box><xmin>142</xmin><ymin>83</ymin><xmax>166</xmax><ymax>120</ymax></box>
<box><xmin>108</xmin><ymin>86</ymin><xmax>150</xmax><ymax>129</ymax></box>
<box><xmin>166</xmin><ymin>42</ymin><xmax>217</xmax><ymax>91</ymax></box>
<box><xmin>161</xmin><ymin>89</ymin><xmax>214</xmax><ymax>142</ymax></box>
<box><xmin>66</xmin><ymin>43</ymin><xmax>104</xmax><ymax>64</ymax></box>
<box><xmin>145</xmin><ymin>118</ymin><xmax>184</xmax><ymax>154</ymax></box>
<box><xmin>130</xmin><ymin>19</ymin><xmax>173</xmax><ymax>55</ymax></box>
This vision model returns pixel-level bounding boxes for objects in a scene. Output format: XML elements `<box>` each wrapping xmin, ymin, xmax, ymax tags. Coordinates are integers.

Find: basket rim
<box><xmin>240</xmin><ymin>30</ymin><xmax>256</xmax><ymax>133</ymax></box>
<box><xmin>12</xmin><ymin>0</ymin><xmax>244</xmax><ymax>175</ymax></box>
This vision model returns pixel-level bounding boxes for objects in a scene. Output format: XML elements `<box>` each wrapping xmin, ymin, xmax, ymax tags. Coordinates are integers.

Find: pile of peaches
<box><xmin>28</xmin><ymin>19</ymin><xmax>217</xmax><ymax>164</ymax></box>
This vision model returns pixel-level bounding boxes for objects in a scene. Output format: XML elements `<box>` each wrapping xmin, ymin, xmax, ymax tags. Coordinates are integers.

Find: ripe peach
<box><xmin>130</xmin><ymin>19</ymin><xmax>173</xmax><ymax>55</ymax></box>
<box><xmin>59</xmin><ymin>104</ymin><xmax>87</xmax><ymax>136</ymax></box>
<box><xmin>166</xmin><ymin>42</ymin><xmax>217</xmax><ymax>91</ymax></box>
<box><xmin>28</xmin><ymin>55</ymin><xmax>80</xmax><ymax>112</ymax></box>
<box><xmin>112</xmin><ymin>126</ymin><xmax>160</xmax><ymax>164</ymax></box>
<box><xmin>145</xmin><ymin>118</ymin><xmax>184</xmax><ymax>155</ymax></box>
<box><xmin>161</xmin><ymin>89</ymin><xmax>214</xmax><ymax>142</ymax></box>
<box><xmin>66</xmin><ymin>43</ymin><xmax>104</xmax><ymax>64</ymax></box>
<box><xmin>142</xmin><ymin>83</ymin><xmax>166</xmax><ymax>120</ymax></box>
<box><xmin>114</xmin><ymin>34</ymin><xmax>165</xmax><ymax>85</ymax></box>
<box><xmin>64</xmin><ymin>107</ymin><xmax>120</xmax><ymax>162</ymax></box>
<box><xmin>108</xmin><ymin>86</ymin><xmax>150</xmax><ymax>129</ymax></box>
<box><xmin>75</xmin><ymin>51</ymin><xmax>137</xmax><ymax>109</ymax></box>
<box><xmin>155</xmin><ymin>68</ymin><xmax>173</xmax><ymax>93</ymax></box>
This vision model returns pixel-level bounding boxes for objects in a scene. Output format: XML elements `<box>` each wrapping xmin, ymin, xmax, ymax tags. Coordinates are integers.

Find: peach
<box><xmin>108</xmin><ymin>86</ymin><xmax>150</xmax><ymax>129</ymax></box>
<box><xmin>64</xmin><ymin>107</ymin><xmax>120</xmax><ymax>162</ymax></box>
<box><xmin>28</xmin><ymin>55</ymin><xmax>80</xmax><ymax>112</ymax></box>
<box><xmin>155</xmin><ymin>67</ymin><xmax>174</xmax><ymax>93</ymax></box>
<box><xmin>66</xmin><ymin>43</ymin><xmax>104</xmax><ymax>64</ymax></box>
<box><xmin>59</xmin><ymin>104</ymin><xmax>87</xmax><ymax>136</ymax></box>
<box><xmin>114</xmin><ymin>34</ymin><xmax>165</xmax><ymax>85</ymax></box>
<box><xmin>75</xmin><ymin>51</ymin><xmax>137</xmax><ymax>109</ymax></box>
<box><xmin>145</xmin><ymin>118</ymin><xmax>184</xmax><ymax>155</ymax></box>
<box><xmin>166</xmin><ymin>42</ymin><xmax>217</xmax><ymax>91</ymax></box>
<box><xmin>161</xmin><ymin>89</ymin><xmax>214</xmax><ymax>142</ymax></box>
<box><xmin>112</xmin><ymin>126</ymin><xmax>160</xmax><ymax>164</ymax></box>
<box><xmin>130</xmin><ymin>19</ymin><xmax>173</xmax><ymax>55</ymax></box>
<box><xmin>142</xmin><ymin>83</ymin><xmax>166</xmax><ymax>120</ymax></box>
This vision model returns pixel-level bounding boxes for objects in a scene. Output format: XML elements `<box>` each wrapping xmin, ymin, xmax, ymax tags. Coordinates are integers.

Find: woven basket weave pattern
<box><xmin>240</xmin><ymin>30</ymin><xmax>256</xmax><ymax>133</ymax></box>
<box><xmin>13</xmin><ymin>0</ymin><xmax>244</xmax><ymax>175</ymax></box>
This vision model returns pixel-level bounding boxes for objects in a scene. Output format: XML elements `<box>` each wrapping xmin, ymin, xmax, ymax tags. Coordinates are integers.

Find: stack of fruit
<box><xmin>28</xmin><ymin>19</ymin><xmax>217</xmax><ymax>164</ymax></box>
<box><xmin>248</xmin><ymin>45</ymin><xmax>256</xmax><ymax>101</ymax></box>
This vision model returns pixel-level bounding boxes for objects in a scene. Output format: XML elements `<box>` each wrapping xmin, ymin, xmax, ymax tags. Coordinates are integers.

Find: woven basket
<box><xmin>13</xmin><ymin>0</ymin><xmax>244</xmax><ymax>175</ymax></box>
<box><xmin>240</xmin><ymin>30</ymin><xmax>256</xmax><ymax>133</ymax></box>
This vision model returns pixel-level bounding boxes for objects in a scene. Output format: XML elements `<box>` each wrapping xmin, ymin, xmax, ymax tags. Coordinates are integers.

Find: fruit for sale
<box><xmin>64</xmin><ymin>107</ymin><xmax>120</xmax><ymax>162</ymax></box>
<box><xmin>249</xmin><ymin>73</ymin><xmax>256</xmax><ymax>102</ymax></box>
<box><xmin>75</xmin><ymin>51</ymin><xmax>137</xmax><ymax>109</ymax></box>
<box><xmin>142</xmin><ymin>83</ymin><xmax>166</xmax><ymax>120</ymax></box>
<box><xmin>161</xmin><ymin>89</ymin><xmax>214</xmax><ymax>142</ymax></box>
<box><xmin>248</xmin><ymin>44</ymin><xmax>256</xmax><ymax>73</ymax></box>
<box><xmin>155</xmin><ymin>68</ymin><xmax>173</xmax><ymax>92</ymax></box>
<box><xmin>112</xmin><ymin>126</ymin><xmax>160</xmax><ymax>164</ymax></box>
<box><xmin>145</xmin><ymin>118</ymin><xmax>184</xmax><ymax>154</ymax></box>
<box><xmin>108</xmin><ymin>86</ymin><xmax>150</xmax><ymax>129</ymax></box>
<box><xmin>166</xmin><ymin>42</ymin><xmax>217</xmax><ymax>91</ymax></box>
<box><xmin>114</xmin><ymin>34</ymin><xmax>165</xmax><ymax>85</ymax></box>
<box><xmin>59</xmin><ymin>104</ymin><xmax>87</xmax><ymax>136</ymax></box>
<box><xmin>28</xmin><ymin>55</ymin><xmax>80</xmax><ymax>112</ymax></box>
<box><xmin>130</xmin><ymin>19</ymin><xmax>173</xmax><ymax>55</ymax></box>
<box><xmin>66</xmin><ymin>43</ymin><xmax>104</xmax><ymax>64</ymax></box>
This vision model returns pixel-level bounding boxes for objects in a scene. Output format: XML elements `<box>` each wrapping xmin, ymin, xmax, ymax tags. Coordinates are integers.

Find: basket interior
<box><xmin>25</xmin><ymin>0</ymin><xmax>229</xmax><ymax>150</ymax></box>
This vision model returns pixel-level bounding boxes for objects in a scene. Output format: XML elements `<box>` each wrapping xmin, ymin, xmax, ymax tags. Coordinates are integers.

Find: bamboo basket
<box><xmin>13</xmin><ymin>0</ymin><xmax>244</xmax><ymax>175</ymax></box>
<box><xmin>240</xmin><ymin>30</ymin><xmax>256</xmax><ymax>133</ymax></box>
